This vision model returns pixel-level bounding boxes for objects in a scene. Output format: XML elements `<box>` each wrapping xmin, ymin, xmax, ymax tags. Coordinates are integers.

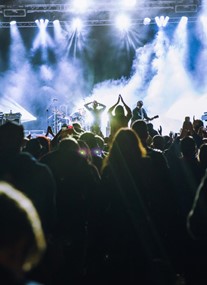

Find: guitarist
<box><xmin>131</xmin><ymin>100</ymin><xmax>157</xmax><ymax>125</ymax></box>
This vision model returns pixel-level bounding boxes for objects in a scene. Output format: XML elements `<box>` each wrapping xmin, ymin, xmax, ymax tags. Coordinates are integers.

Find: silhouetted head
<box><xmin>180</xmin><ymin>136</ymin><xmax>197</xmax><ymax>158</ymax></box>
<box><xmin>0</xmin><ymin>121</ymin><xmax>24</xmax><ymax>155</ymax></box>
<box><xmin>103</xmin><ymin>128</ymin><xmax>146</xmax><ymax>172</ymax></box>
<box><xmin>152</xmin><ymin>135</ymin><xmax>165</xmax><ymax>151</ymax></box>
<box><xmin>112</xmin><ymin>128</ymin><xmax>145</xmax><ymax>155</ymax></box>
<box><xmin>193</xmin><ymin>119</ymin><xmax>203</xmax><ymax>133</ymax></box>
<box><xmin>199</xmin><ymin>143</ymin><xmax>207</xmax><ymax>168</ymax></box>
<box><xmin>147</xmin><ymin>123</ymin><xmax>153</xmax><ymax>130</ymax></box>
<box><xmin>37</xmin><ymin>136</ymin><xmax>51</xmax><ymax>156</ymax></box>
<box><xmin>59</xmin><ymin>137</ymin><xmax>80</xmax><ymax>153</ymax></box>
<box><xmin>0</xmin><ymin>181</ymin><xmax>46</xmax><ymax>276</ymax></box>
<box><xmin>115</xmin><ymin>105</ymin><xmax>124</xmax><ymax>116</ymax></box>
<box><xmin>132</xmin><ymin>119</ymin><xmax>148</xmax><ymax>146</ymax></box>
<box><xmin>24</xmin><ymin>138</ymin><xmax>42</xmax><ymax>159</ymax></box>
<box><xmin>93</xmin><ymin>100</ymin><xmax>98</xmax><ymax>109</ymax></box>
<box><xmin>80</xmin><ymin>131</ymin><xmax>97</xmax><ymax>149</ymax></box>
<box><xmin>72</xmin><ymin>123</ymin><xmax>84</xmax><ymax>134</ymax></box>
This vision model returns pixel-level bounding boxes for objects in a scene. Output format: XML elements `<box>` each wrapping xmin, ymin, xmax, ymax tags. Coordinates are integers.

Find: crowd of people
<box><xmin>1</xmin><ymin>95</ymin><xmax>207</xmax><ymax>285</ymax></box>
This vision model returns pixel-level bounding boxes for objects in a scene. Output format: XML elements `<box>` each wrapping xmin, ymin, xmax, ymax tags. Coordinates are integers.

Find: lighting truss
<box><xmin>0</xmin><ymin>0</ymin><xmax>202</xmax><ymax>28</ymax></box>
<box><xmin>0</xmin><ymin>16</ymin><xmax>199</xmax><ymax>29</ymax></box>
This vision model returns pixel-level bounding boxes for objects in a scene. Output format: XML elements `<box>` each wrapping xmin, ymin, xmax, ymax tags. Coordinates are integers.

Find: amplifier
<box><xmin>0</xmin><ymin>112</ymin><xmax>4</xmax><ymax>126</ymax></box>
<box><xmin>4</xmin><ymin>112</ymin><xmax>22</xmax><ymax>124</ymax></box>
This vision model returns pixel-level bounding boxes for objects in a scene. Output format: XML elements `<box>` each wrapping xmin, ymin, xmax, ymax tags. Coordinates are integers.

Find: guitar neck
<box><xmin>151</xmin><ymin>115</ymin><xmax>159</xmax><ymax>120</ymax></box>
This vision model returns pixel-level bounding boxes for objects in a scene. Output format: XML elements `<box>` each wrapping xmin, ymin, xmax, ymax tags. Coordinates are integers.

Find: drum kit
<box><xmin>48</xmin><ymin>106</ymin><xmax>85</xmax><ymax>134</ymax></box>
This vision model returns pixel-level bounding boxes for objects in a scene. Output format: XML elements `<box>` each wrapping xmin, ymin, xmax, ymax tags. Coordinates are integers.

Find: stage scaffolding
<box><xmin>0</xmin><ymin>0</ymin><xmax>202</xmax><ymax>28</ymax></box>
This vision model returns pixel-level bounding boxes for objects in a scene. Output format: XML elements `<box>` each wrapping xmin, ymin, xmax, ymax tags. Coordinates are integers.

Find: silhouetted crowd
<box><xmin>1</xmin><ymin>107</ymin><xmax>207</xmax><ymax>285</ymax></box>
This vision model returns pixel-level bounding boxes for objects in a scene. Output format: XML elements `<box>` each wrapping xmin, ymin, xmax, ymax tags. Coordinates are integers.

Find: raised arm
<box><xmin>97</xmin><ymin>102</ymin><xmax>106</xmax><ymax>111</ymax></box>
<box><xmin>45</xmin><ymin>126</ymin><xmax>55</xmax><ymax>138</ymax></box>
<box><xmin>108</xmin><ymin>95</ymin><xmax>120</xmax><ymax>115</ymax></box>
<box><xmin>120</xmin><ymin>95</ymin><xmax>132</xmax><ymax>118</ymax></box>
<box><xmin>84</xmin><ymin>102</ymin><xmax>93</xmax><ymax>111</ymax></box>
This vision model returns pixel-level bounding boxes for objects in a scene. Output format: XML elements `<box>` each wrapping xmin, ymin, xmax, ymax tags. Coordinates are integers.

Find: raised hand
<box><xmin>117</xmin><ymin>95</ymin><xmax>121</xmax><ymax>103</ymax></box>
<box><xmin>119</xmin><ymin>94</ymin><xmax>124</xmax><ymax>103</ymax></box>
<box><xmin>158</xmin><ymin>125</ymin><xmax>162</xmax><ymax>135</ymax></box>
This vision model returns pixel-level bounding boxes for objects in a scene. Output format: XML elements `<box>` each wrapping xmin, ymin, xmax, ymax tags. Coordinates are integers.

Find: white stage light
<box><xmin>44</xmin><ymin>19</ymin><xmax>49</xmax><ymax>26</ymax></box>
<box><xmin>40</xmin><ymin>19</ymin><xmax>49</xmax><ymax>27</ymax></box>
<box><xmin>122</xmin><ymin>0</ymin><xmax>136</xmax><ymax>7</ymax></box>
<box><xmin>35</xmin><ymin>19</ymin><xmax>49</xmax><ymax>28</ymax></box>
<box><xmin>200</xmin><ymin>15</ymin><xmax>207</xmax><ymax>25</ymax></box>
<box><xmin>34</xmin><ymin>19</ymin><xmax>51</xmax><ymax>49</ymax></box>
<box><xmin>143</xmin><ymin>18</ymin><xmax>151</xmax><ymax>25</ymax></box>
<box><xmin>72</xmin><ymin>18</ymin><xmax>83</xmax><ymax>32</ymax></box>
<box><xmin>10</xmin><ymin>20</ymin><xmax>16</xmax><ymax>25</ymax></box>
<box><xmin>53</xmin><ymin>19</ymin><xmax>59</xmax><ymax>25</ymax></box>
<box><xmin>53</xmin><ymin>20</ymin><xmax>64</xmax><ymax>42</ymax></box>
<box><xmin>180</xmin><ymin>16</ymin><xmax>188</xmax><ymax>25</ymax></box>
<box><xmin>155</xmin><ymin>16</ymin><xmax>169</xmax><ymax>27</ymax></box>
<box><xmin>72</xmin><ymin>0</ymin><xmax>90</xmax><ymax>12</ymax></box>
<box><xmin>115</xmin><ymin>14</ymin><xmax>131</xmax><ymax>31</ymax></box>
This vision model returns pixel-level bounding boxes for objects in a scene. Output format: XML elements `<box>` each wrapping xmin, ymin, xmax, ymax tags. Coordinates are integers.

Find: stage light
<box><xmin>53</xmin><ymin>19</ymin><xmax>59</xmax><ymax>25</ymax></box>
<box><xmin>35</xmin><ymin>19</ymin><xmax>49</xmax><ymax>28</ymax></box>
<box><xmin>72</xmin><ymin>0</ymin><xmax>90</xmax><ymax>12</ymax></box>
<box><xmin>33</xmin><ymin>18</ymin><xmax>51</xmax><ymax>50</ymax></box>
<box><xmin>45</xmin><ymin>19</ymin><xmax>49</xmax><ymax>25</ymax></box>
<box><xmin>115</xmin><ymin>14</ymin><xmax>131</xmax><ymax>31</ymax></box>
<box><xmin>10</xmin><ymin>20</ymin><xmax>17</xmax><ymax>25</ymax></box>
<box><xmin>172</xmin><ymin>15</ymin><xmax>188</xmax><ymax>56</ymax></box>
<box><xmin>40</xmin><ymin>19</ymin><xmax>49</xmax><ymax>26</ymax></box>
<box><xmin>53</xmin><ymin>19</ymin><xmax>64</xmax><ymax>42</ymax></box>
<box><xmin>199</xmin><ymin>15</ymin><xmax>207</xmax><ymax>44</ymax></box>
<box><xmin>122</xmin><ymin>0</ymin><xmax>136</xmax><ymax>8</ymax></box>
<box><xmin>72</xmin><ymin>18</ymin><xmax>83</xmax><ymax>32</ymax></box>
<box><xmin>0</xmin><ymin>96</ymin><xmax>36</xmax><ymax>123</ymax></box>
<box><xmin>155</xmin><ymin>16</ymin><xmax>169</xmax><ymax>27</ymax></box>
<box><xmin>180</xmin><ymin>16</ymin><xmax>188</xmax><ymax>25</ymax></box>
<box><xmin>199</xmin><ymin>15</ymin><xmax>207</xmax><ymax>27</ymax></box>
<box><xmin>143</xmin><ymin>18</ymin><xmax>151</xmax><ymax>25</ymax></box>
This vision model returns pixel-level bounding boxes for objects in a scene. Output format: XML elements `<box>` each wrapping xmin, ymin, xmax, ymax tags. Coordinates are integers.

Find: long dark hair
<box><xmin>102</xmin><ymin>128</ymin><xmax>146</xmax><ymax>172</ymax></box>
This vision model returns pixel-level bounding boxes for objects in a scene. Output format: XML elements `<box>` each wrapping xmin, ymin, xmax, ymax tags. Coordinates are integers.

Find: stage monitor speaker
<box><xmin>4</xmin><ymin>112</ymin><xmax>22</xmax><ymax>124</ymax></box>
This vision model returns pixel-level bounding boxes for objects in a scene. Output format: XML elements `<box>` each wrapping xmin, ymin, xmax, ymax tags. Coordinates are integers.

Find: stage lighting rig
<box><xmin>0</xmin><ymin>0</ymin><xmax>202</xmax><ymax>28</ymax></box>
<box><xmin>3</xmin><ymin>9</ymin><xmax>26</xmax><ymax>17</ymax></box>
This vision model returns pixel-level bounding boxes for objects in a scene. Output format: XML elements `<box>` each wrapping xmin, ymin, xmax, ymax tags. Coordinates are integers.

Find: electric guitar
<box><xmin>148</xmin><ymin>115</ymin><xmax>159</xmax><ymax>122</ymax></box>
<box><xmin>131</xmin><ymin>113</ymin><xmax>159</xmax><ymax>125</ymax></box>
